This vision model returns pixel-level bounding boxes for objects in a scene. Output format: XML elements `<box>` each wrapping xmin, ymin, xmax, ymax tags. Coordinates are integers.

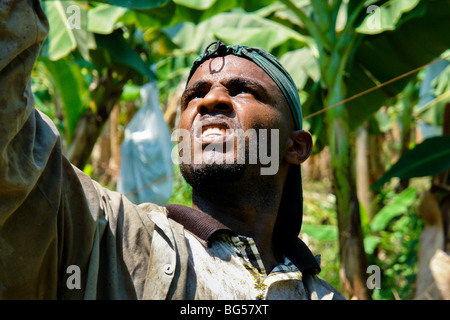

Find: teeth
<box><xmin>202</xmin><ymin>127</ymin><xmax>226</xmax><ymax>137</ymax></box>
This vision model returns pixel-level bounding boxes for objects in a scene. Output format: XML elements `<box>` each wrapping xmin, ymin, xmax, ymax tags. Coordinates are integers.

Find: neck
<box><xmin>191</xmin><ymin>173</ymin><xmax>285</xmax><ymax>272</ymax></box>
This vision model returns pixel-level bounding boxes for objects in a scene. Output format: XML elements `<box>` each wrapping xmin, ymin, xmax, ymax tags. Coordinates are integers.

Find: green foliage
<box><xmin>103</xmin><ymin>0</ymin><xmax>169</xmax><ymax>10</ymax></box>
<box><xmin>356</xmin><ymin>0</ymin><xmax>421</xmax><ymax>34</ymax></box>
<box><xmin>95</xmin><ymin>31</ymin><xmax>156</xmax><ymax>81</ymax></box>
<box><xmin>302</xmin><ymin>181</ymin><xmax>341</xmax><ymax>292</ymax></box>
<box><xmin>345</xmin><ymin>0</ymin><xmax>450</xmax><ymax>131</ymax></box>
<box><xmin>304</xmin><ymin>182</ymin><xmax>426</xmax><ymax>299</ymax></box>
<box><xmin>41</xmin><ymin>1</ymin><xmax>95</xmax><ymax>61</ymax></box>
<box><xmin>301</xmin><ymin>224</ymin><xmax>338</xmax><ymax>242</ymax></box>
<box><xmin>418</xmin><ymin>55</ymin><xmax>450</xmax><ymax>127</ymax></box>
<box><xmin>117</xmin><ymin>0</ymin><xmax>277</xmax><ymax>31</ymax></box>
<box><xmin>372</xmin><ymin>136</ymin><xmax>450</xmax><ymax>190</ymax></box>
<box><xmin>365</xmin><ymin>185</ymin><xmax>424</xmax><ymax>300</ymax></box>
<box><xmin>87</xmin><ymin>4</ymin><xmax>128</xmax><ymax>34</ymax></box>
<box><xmin>167</xmin><ymin>170</ymin><xmax>192</xmax><ymax>207</ymax></box>
<box><xmin>39</xmin><ymin>56</ymin><xmax>89</xmax><ymax>142</ymax></box>
<box><xmin>370</xmin><ymin>188</ymin><xmax>417</xmax><ymax>232</ymax></box>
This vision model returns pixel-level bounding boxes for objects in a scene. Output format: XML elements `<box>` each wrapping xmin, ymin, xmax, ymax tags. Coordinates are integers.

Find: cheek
<box><xmin>239</xmin><ymin>105</ymin><xmax>291</xmax><ymax>153</ymax></box>
<box><xmin>177</xmin><ymin>107</ymin><xmax>197</xmax><ymax>131</ymax></box>
<box><xmin>240</xmin><ymin>106</ymin><xmax>284</xmax><ymax>131</ymax></box>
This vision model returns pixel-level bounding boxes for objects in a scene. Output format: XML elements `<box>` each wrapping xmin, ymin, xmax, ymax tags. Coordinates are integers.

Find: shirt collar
<box><xmin>163</xmin><ymin>204</ymin><xmax>320</xmax><ymax>275</ymax></box>
<box><xmin>164</xmin><ymin>204</ymin><xmax>232</xmax><ymax>243</ymax></box>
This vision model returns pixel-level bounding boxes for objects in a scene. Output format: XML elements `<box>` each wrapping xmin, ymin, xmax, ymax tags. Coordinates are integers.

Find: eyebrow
<box><xmin>224</xmin><ymin>77</ymin><xmax>272</xmax><ymax>104</ymax></box>
<box><xmin>182</xmin><ymin>76</ymin><xmax>270</xmax><ymax>104</ymax></box>
<box><xmin>181</xmin><ymin>80</ymin><xmax>211</xmax><ymax>108</ymax></box>
<box><xmin>183</xmin><ymin>79</ymin><xmax>210</xmax><ymax>98</ymax></box>
<box><xmin>225</xmin><ymin>77</ymin><xmax>266</xmax><ymax>93</ymax></box>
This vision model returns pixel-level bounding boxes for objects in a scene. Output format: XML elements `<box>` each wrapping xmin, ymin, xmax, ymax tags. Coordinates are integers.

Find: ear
<box><xmin>284</xmin><ymin>130</ymin><xmax>313</xmax><ymax>165</ymax></box>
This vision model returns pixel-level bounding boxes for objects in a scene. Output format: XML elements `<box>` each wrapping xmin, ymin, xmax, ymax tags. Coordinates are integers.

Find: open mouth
<box><xmin>193</xmin><ymin>117</ymin><xmax>235</xmax><ymax>145</ymax></box>
<box><xmin>202</xmin><ymin>126</ymin><xmax>227</xmax><ymax>137</ymax></box>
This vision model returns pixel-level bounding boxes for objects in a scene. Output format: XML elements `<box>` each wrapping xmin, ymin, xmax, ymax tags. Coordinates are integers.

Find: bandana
<box><xmin>187</xmin><ymin>41</ymin><xmax>303</xmax><ymax>130</ymax></box>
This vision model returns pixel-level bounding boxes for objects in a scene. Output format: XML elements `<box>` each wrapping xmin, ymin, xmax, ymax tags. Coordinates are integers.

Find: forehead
<box><xmin>186</xmin><ymin>55</ymin><xmax>279</xmax><ymax>90</ymax></box>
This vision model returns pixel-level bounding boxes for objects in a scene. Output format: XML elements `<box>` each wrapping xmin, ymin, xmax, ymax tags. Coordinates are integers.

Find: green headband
<box><xmin>187</xmin><ymin>41</ymin><xmax>303</xmax><ymax>130</ymax></box>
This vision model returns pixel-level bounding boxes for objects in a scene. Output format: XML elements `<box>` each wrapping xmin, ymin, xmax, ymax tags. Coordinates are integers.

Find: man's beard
<box><xmin>180</xmin><ymin>162</ymin><xmax>246</xmax><ymax>189</ymax></box>
<box><xmin>178</xmin><ymin>123</ymin><xmax>281</xmax><ymax>189</ymax></box>
<box><xmin>179</xmin><ymin>132</ymin><xmax>250</xmax><ymax>188</ymax></box>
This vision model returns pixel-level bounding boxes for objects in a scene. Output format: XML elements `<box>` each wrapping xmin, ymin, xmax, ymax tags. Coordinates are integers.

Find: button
<box><xmin>163</xmin><ymin>264</ymin><xmax>174</xmax><ymax>275</ymax></box>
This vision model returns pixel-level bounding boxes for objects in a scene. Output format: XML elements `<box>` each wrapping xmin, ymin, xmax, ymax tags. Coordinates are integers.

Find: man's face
<box><xmin>177</xmin><ymin>55</ymin><xmax>293</xmax><ymax>187</ymax></box>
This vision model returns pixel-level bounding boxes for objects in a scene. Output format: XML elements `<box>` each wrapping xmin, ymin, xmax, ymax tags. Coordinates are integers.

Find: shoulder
<box><xmin>74</xmin><ymin>165</ymin><xmax>177</xmax><ymax>237</ymax></box>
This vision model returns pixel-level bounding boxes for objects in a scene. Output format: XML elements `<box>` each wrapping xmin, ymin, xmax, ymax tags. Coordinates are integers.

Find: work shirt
<box><xmin>186</xmin><ymin>232</ymin><xmax>328</xmax><ymax>300</ymax></box>
<box><xmin>0</xmin><ymin>0</ymin><xmax>344</xmax><ymax>300</ymax></box>
<box><xmin>165</xmin><ymin>204</ymin><xmax>344</xmax><ymax>300</ymax></box>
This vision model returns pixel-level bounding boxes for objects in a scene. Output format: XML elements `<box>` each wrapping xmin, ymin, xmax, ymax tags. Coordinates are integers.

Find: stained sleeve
<box><xmin>0</xmin><ymin>0</ymin><xmax>101</xmax><ymax>299</ymax></box>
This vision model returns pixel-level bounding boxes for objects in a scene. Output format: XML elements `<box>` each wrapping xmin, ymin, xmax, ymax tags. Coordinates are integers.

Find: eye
<box><xmin>189</xmin><ymin>91</ymin><xmax>207</xmax><ymax>101</ymax></box>
<box><xmin>181</xmin><ymin>91</ymin><xmax>206</xmax><ymax>110</ymax></box>
<box><xmin>230</xmin><ymin>86</ymin><xmax>255</xmax><ymax>97</ymax></box>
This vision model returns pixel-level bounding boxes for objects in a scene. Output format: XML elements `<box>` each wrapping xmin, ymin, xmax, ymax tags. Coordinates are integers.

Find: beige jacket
<box><xmin>0</xmin><ymin>0</ymin><xmax>344</xmax><ymax>300</ymax></box>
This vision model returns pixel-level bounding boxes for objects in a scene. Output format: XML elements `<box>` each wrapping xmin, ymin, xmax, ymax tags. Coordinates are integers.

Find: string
<box><xmin>303</xmin><ymin>54</ymin><xmax>450</xmax><ymax>120</ymax></box>
<box><xmin>126</xmin><ymin>172</ymin><xmax>177</xmax><ymax>196</ymax></box>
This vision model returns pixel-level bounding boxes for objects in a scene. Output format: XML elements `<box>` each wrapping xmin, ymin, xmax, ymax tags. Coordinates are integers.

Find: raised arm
<box><xmin>0</xmin><ymin>0</ymin><xmax>175</xmax><ymax>300</ymax></box>
<box><xmin>0</xmin><ymin>0</ymin><xmax>50</xmax><ymax>218</ymax></box>
<box><xmin>0</xmin><ymin>0</ymin><xmax>102</xmax><ymax>299</ymax></box>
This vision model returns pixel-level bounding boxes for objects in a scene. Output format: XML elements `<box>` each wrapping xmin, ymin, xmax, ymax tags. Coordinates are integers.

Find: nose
<box><xmin>197</xmin><ymin>86</ymin><xmax>233</xmax><ymax>115</ymax></box>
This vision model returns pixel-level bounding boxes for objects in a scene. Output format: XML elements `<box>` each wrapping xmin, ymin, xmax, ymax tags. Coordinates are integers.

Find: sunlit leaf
<box><xmin>419</xmin><ymin>59</ymin><xmax>450</xmax><ymax>127</ymax></box>
<box><xmin>279</xmin><ymin>47</ymin><xmax>320</xmax><ymax>89</ymax></box>
<box><xmin>41</xmin><ymin>1</ymin><xmax>95</xmax><ymax>61</ymax></box>
<box><xmin>356</xmin><ymin>0</ymin><xmax>421</xmax><ymax>34</ymax></box>
<box><xmin>120</xmin><ymin>83</ymin><xmax>142</xmax><ymax>101</ymax></box>
<box><xmin>87</xmin><ymin>4</ymin><xmax>128</xmax><ymax>34</ymax></box>
<box><xmin>173</xmin><ymin>0</ymin><xmax>217</xmax><ymax>10</ymax></box>
<box><xmin>302</xmin><ymin>224</ymin><xmax>338</xmax><ymax>241</ymax></box>
<box><xmin>40</xmin><ymin>57</ymin><xmax>88</xmax><ymax>142</ymax></box>
<box><xmin>370</xmin><ymin>188</ymin><xmax>417</xmax><ymax>232</ymax></box>
<box><xmin>364</xmin><ymin>235</ymin><xmax>381</xmax><ymax>254</ymax></box>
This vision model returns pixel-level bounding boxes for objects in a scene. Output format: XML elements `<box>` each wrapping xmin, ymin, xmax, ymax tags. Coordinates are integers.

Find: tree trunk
<box><xmin>356</xmin><ymin>124</ymin><xmax>372</xmax><ymax>219</ymax></box>
<box><xmin>67</xmin><ymin>69</ymin><xmax>128</xmax><ymax>169</ymax></box>
<box><xmin>326</xmin><ymin>87</ymin><xmax>371</xmax><ymax>300</ymax></box>
<box><xmin>90</xmin><ymin>104</ymin><xmax>122</xmax><ymax>188</ymax></box>
<box><xmin>331</xmin><ymin>128</ymin><xmax>371</xmax><ymax>300</ymax></box>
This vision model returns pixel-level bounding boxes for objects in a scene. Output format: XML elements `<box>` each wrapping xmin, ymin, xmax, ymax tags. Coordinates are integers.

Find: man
<box><xmin>0</xmin><ymin>0</ymin><xmax>344</xmax><ymax>299</ymax></box>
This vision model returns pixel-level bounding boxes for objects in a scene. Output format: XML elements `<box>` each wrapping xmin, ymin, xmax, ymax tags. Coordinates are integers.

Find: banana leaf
<box><xmin>372</xmin><ymin>136</ymin><xmax>450</xmax><ymax>190</ymax></box>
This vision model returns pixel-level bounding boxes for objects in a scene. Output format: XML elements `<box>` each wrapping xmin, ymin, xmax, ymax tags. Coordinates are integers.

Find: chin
<box><xmin>180</xmin><ymin>162</ymin><xmax>245</xmax><ymax>188</ymax></box>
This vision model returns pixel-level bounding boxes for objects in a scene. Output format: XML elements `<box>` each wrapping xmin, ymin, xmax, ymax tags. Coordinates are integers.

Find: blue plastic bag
<box><xmin>117</xmin><ymin>82</ymin><xmax>174</xmax><ymax>205</ymax></box>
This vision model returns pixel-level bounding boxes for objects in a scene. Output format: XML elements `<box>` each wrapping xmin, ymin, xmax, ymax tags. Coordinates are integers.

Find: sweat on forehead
<box><xmin>187</xmin><ymin>41</ymin><xmax>303</xmax><ymax>130</ymax></box>
<box><xmin>188</xmin><ymin>55</ymin><xmax>272</xmax><ymax>85</ymax></box>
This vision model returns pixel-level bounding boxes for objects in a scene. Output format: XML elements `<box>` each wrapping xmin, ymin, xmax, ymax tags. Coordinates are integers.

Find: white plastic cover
<box><xmin>117</xmin><ymin>82</ymin><xmax>174</xmax><ymax>205</ymax></box>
